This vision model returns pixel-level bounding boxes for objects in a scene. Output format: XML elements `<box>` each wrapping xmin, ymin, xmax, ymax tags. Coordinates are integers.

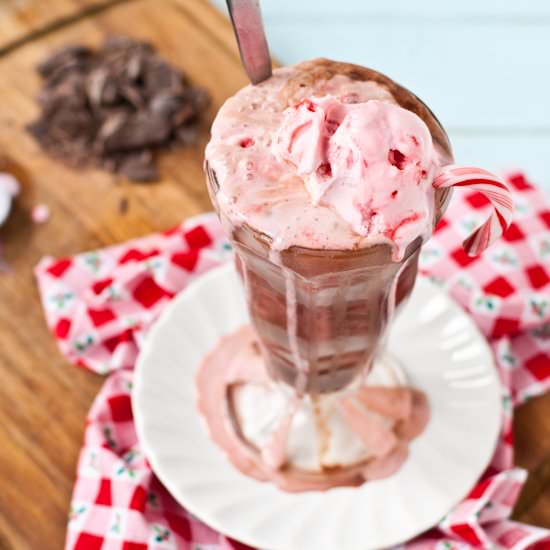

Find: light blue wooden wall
<box><xmin>211</xmin><ymin>0</ymin><xmax>550</xmax><ymax>192</ymax></box>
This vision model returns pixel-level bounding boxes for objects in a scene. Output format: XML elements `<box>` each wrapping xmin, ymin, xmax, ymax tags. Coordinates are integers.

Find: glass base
<box><xmin>232</xmin><ymin>351</ymin><xmax>409</xmax><ymax>472</ymax></box>
<box><xmin>197</xmin><ymin>324</ymin><xmax>429</xmax><ymax>489</ymax></box>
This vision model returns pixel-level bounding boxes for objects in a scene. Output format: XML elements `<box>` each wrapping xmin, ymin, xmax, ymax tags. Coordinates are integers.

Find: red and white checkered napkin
<box><xmin>35</xmin><ymin>175</ymin><xmax>550</xmax><ymax>550</ymax></box>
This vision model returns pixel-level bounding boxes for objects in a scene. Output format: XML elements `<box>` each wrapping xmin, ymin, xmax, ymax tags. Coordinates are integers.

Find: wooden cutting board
<box><xmin>0</xmin><ymin>1</ymin><xmax>547</xmax><ymax>548</ymax></box>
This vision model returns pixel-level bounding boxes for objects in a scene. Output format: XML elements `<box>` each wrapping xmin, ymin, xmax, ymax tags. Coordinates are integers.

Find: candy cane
<box><xmin>433</xmin><ymin>165</ymin><xmax>513</xmax><ymax>256</ymax></box>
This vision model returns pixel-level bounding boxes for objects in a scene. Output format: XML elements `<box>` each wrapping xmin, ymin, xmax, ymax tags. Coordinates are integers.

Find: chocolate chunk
<box><xmin>119</xmin><ymin>84</ymin><xmax>144</xmax><ymax>109</ymax></box>
<box><xmin>100</xmin><ymin>111</ymin><xmax>171</xmax><ymax>152</ymax></box>
<box><xmin>185</xmin><ymin>87</ymin><xmax>210</xmax><ymax>112</ymax></box>
<box><xmin>150</xmin><ymin>88</ymin><xmax>209</xmax><ymax>126</ymax></box>
<box><xmin>175</xmin><ymin>125</ymin><xmax>199</xmax><ymax>145</ymax></box>
<box><xmin>150</xmin><ymin>93</ymin><xmax>185</xmax><ymax>117</ymax></box>
<box><xmin>143</xmin><ymin>57</ymin><xmax>184</xmax><ymax>97</ymax></box>
<box><xmin>102</xmin><ymin>81</ymin><xmax>119</xmax><ymax>105</ymax></box>
<box><xmin>37</xmin><ymin>45</ymin><xmax>92</xmax><ymax>77</ymax></box>
<box><xmin>27</xmin><ymin>34</ymin><xmax>209</xmax><ymax>182</ymax></box>
<box><xmin>118</xmin><ymin>151</ymin><xmax>158</xmax><ymax>182</ymax></box>
<box><xmin>38</xmin><ymin>74</ymin><xmax>88</xmax><ymax>112</ymax></box>
<box><xmin>86</xmin><ymin>67</ymin><xmax>109</xmax><ymax>107</ymax></box>
<box><xmin>126</xmin><ymin>53</ymin><xmax>144</xmax><ymax>81</ymax></box>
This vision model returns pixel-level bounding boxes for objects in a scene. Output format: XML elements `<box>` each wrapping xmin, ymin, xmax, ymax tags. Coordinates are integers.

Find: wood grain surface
<box><xmin>0</xmin><ymin>0</ymin><xmax>115</xmax><ymax>52</ymax></box>
<box><xmin>0</xmin><ymin>1</ymin><xmax>547</xmax><ymax>548</ymax></box>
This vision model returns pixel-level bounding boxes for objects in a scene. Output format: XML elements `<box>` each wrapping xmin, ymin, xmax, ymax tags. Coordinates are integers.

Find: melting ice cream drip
<box><xmin>261</xmin><ymin>398</ymin><xmax>299</xmax><ymax>469</ymax></box>
<box><xmin>196</xmin><ymin>325</ymin><xmax>431</xmax><ymax>489</ymax></box>
<box><xmin>327</xmin><ymin>271</ymin><xmax>352</xmax><ymax>383</ymax></box>
<box><xmin>283</xmin><ymin>269</ymin><xmax>309</xmax><ymax>395</ymax></box>
<box><xmin>386</xmin><ymin>256</ymin><xmax>409</xmax><ymax>325</ymax></box>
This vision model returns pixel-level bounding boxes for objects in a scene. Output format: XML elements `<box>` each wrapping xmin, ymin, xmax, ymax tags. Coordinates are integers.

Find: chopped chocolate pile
<box><xmin>27</xmin><ymin>35</ymin><xmax>209</xmax><ymax>181</ymax></box>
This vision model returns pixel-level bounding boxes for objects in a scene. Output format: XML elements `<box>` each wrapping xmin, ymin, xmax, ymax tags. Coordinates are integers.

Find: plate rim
<box><xmin>133</xmin><ymin>262</ymin><xmax>502</xmax><ymax>550</ymax></box>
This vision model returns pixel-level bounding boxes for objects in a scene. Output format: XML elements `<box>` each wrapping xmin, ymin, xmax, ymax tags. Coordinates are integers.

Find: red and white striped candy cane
<box><xmin>433</xmin><ymin>165</ymin><xmax>513</xmax><ymax>256</ymax></box>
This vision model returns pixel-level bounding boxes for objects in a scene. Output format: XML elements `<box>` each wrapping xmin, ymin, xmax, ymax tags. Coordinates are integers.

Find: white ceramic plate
<box><xmin>134</xmin><ymin>263</ymin><xmax>501</xmax><ymax>550</ymax></box>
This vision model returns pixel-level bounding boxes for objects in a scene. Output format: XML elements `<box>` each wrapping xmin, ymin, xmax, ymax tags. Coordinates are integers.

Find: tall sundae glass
<box><xmin>199</xmin><ymin>59</ymin><xmax>511</xmax><ymax>491</ymax></box>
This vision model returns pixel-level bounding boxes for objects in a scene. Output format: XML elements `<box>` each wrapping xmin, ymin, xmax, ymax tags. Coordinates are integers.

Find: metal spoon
<box><xmin>226</xmin><ymin>0</ymin><xmax>272</xmax><ymax>85</ymax></box>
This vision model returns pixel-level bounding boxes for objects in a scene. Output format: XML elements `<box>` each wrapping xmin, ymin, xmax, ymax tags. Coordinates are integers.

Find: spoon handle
<box><xmin>226</xmin><ymin>0</ymin><xmax>272</xmax><ymax>85</ymax></box>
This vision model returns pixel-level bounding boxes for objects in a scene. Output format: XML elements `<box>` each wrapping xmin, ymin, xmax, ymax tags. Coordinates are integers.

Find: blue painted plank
<box><xmin>262</xmin><ymin>23</ymin><xmax>550</xmax><ymax>130</ymax></box>
<box><xmin>212</xmin><ymin>0</ymin><xmax>550</xmax><ymax>17</ymax></box>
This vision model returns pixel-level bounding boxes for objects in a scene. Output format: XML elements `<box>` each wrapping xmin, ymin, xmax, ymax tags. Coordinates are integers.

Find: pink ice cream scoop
<box><xmin>272</xmin><ymin>96</ymin><xmax>513</xmax><ymax>257</ymax></box>
<box><xmin>207</xmin><ymin>60</ymin><xmax>512</xmax><ymax>257</ymax></box>
<box><xmin>272</xmin><ymin>98</ymin><xmax>440</xmax><ymax>256</ymax></box>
